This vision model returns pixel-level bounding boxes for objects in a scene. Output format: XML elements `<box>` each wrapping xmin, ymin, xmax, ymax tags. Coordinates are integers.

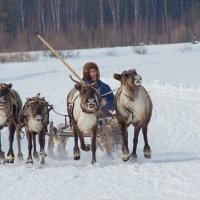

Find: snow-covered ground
<box><xmin>0</xmin><ymin>43</ymin><xmax>200</xmax><ymax>200</ymax></box>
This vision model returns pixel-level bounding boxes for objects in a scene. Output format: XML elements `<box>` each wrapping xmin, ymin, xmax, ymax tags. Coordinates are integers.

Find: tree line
<box><xmin>0</xmin><ymin>0</ymin><xmax>200</xmax><ymax>52</ymax></box>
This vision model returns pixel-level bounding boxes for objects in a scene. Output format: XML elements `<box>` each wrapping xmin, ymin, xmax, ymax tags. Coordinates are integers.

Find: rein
<box><xmin>114</xmin><ymin>86</ymin><xmax>136</xmax><ymax>122</ymax></box>
<box><xmin>50</xmin><ymin>105</ymin><xmax>69</xmax><ymax>126</ymax></box>
<box><xmin>101</xmin><ymin>88</ymin><xmax>118</xmax><ymax>97</ymax></box>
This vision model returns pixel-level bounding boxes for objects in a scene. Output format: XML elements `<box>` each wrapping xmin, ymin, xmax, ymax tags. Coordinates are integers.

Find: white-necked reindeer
<box><xmin>21</xmin><ymin>94</ymin><xmax>51</xmax><ymax>164</ymax></box>
<box><xmin>0</xmin><ymin>83</ymin><xmax>23</xmax><ymax>163</ymax></box>
<box><xmin>67</xmin><ymin>76</ymin><xmax>101</xmax><ymax>164</ymax></box>
<box><xmin>113</xmin><ymin>69</ymin><xmax>153</xmax><ymax>161</ymax></box>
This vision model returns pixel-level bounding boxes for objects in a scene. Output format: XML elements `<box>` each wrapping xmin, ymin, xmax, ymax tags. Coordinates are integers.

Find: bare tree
<box><xmin>164</xmin><ymin>0</ymin><xmax>170</xmax><ymax>43</ymax></box>
<box><xmin>99</xmin><ymin>0</ymin><xmax>104</xmax><ymax>47</ymax></box>
<box><xmin>36</xmin><ymin>0</ymin><xmax>45</xmax><ymax>32</ymax></box>
<box><xmin>124</xmin><ymin>0</ymin><xmax>129</xmax><ymax>44</ymax></box>
<box><xmin>134</xmin><ymin>0</ymin><xmax>139</xmax><ymax>43</ymax></box>
<box><xmin>145</xmin><ymin>0</ymin><xmax>149</xmax><ymax>43</ymax></box>
<box><xmin>109</xmin><ymin>0</ymin><xmax>120</xmax><ymax>44</ymax></box>
<box><xmin>55</xmin><ymin>0</ymin><xmax>61</xmax><ymax>33</ymax></box>
<box><xmin>50</xmin><ymin>0</ymin><xmax>60</xmax><ymax>33</ymax></box>
<box><xmin>50</xmin><ymin>0</ymin><xmax>56</xmax><ymax>33</ymax></box>
<box><xmin>181</xmin><ymin>0</ymin><xmax>184</xmax><ymax>26</ymax></box>
<box><xmin>151</xmin><ymin>0</ymin><xmax>157</xmax><ymax>43</ymax></box>
<box><xmin>20</xmin><ymin>0</ymin><xmax>25</xmax><ymax>30</ymax></box>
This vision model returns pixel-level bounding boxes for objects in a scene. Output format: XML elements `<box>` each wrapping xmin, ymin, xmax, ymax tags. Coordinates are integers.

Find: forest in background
<box><xmin>0</xmin><ymin>0</ymin><xmax>200</xmax><ymax>52</ymax></box>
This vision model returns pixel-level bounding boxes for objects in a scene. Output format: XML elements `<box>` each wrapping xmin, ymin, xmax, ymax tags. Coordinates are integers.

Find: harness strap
<box><xmin>68</xmin><ymin>95</ymin><xmax>79</xmax><ymax>126</ymax></box>
<box><xmin>114</xmin><ymin>87</ymin><xmax>135</xmax><ymax>122</ymax></box>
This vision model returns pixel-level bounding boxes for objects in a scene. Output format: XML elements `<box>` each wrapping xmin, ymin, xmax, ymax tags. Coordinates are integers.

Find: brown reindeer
<box><xmin>67</xmin><ymin>76</ymin><xmax>101</xmax><ymax>164</ymax></box>
<box><xmin>21</xmin><ymin>94</ymin><xmax>50</xmax><ymax>164</ymax></box>
<box><xmin>0</xmin><ymin>83</ymin><xmax>23</xmax><ymax>163</ymax></box>
<box><xmin>113</xmin><ymin>69</ymin><xmax>153</xmax><ymax>161</ymax></box>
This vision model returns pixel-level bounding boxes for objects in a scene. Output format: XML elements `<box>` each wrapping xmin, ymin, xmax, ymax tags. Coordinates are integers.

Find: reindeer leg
<box><xmin>26</xmin><ymin>129</ymin><xmax>33</xmax><ymax>164</ymax></box>
<box><xmin>91</xmin><ymin>129</ymin><xmax>97</xmax><ymax>164</ymax></box>
<box><xmin>0</xmin><ymin>130</ymin><xmax>5</xmax><ymax>159</ymax></box>
<box><xmin>130</xmin><ymin>125</ymin><xmax>141</xmax><ymax>161</ymax></box>
<box><xmin>16</xmin><ymin>126</ymin><xmax>23</xmax><ymax>160</ymax></box>
<box><xmin>120</xmin><ymin>122</ymin><xmax>130</xmax><ymax>161</ymax></box>
<box><xmin>6</xmin><ymin>123</ymin><xmax>15</xmax><ymax>163</ymax></box>
<box><xmin>38</xmin><ymin>131</ymin><xmax>46</xmax><ymax>165</ymax></box>
<box><xmin>32</xmin><ymin>134</ymin><xmax>39</xmax><ymax>159</ymax></box>
<box><xmin>73</xmin><ymin>126</ymin><xmax>80</xmax><ymax>160</ymax></box>
<box><xmin>142</xmin><ymin>125</ymin><xmax>151</xmax><ymax>159</ymax></box>
<box><xmin>79</xmin><ymin>131</ymin><xmax>90</xmax><ymax>152</ymax></box>
<box><xmin>61</xmin><ymin>137</ymin><xmax>67</xmax><ymax>155</ymax></box>
<box><xmin>47</xmin><ymin>136</ymin><xmax>54</xmax><ymax>157</ymax></box>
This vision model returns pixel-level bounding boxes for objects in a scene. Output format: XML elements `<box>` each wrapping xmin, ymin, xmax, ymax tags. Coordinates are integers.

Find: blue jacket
<box><xmin>83</xmin><ymin>78</ymin><xmax>114</xmax><ymax>111</ymax></box>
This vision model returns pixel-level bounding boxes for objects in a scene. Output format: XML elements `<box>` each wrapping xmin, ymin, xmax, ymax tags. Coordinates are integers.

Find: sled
<box><xmin>47</xmin><ymin>116</ymin><xmax>121</xmax><ymax>156</ymax></box>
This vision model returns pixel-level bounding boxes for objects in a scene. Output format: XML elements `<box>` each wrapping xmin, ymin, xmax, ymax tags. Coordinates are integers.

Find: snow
<box><xmin>1</xmin><ymin>42</ymin><xmax>200</xmax><ymax>200</ymax></box>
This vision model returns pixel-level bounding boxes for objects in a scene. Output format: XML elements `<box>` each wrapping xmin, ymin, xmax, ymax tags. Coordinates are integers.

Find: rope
<box><xmin>51</xmin><ymin>106</ymin><xmax>69</xmax><ymax>126</ymax></box>
<box><xmin>101</xmin><ymin>88</ymin><xmax>119</xmax><ymax>97</ymax></box>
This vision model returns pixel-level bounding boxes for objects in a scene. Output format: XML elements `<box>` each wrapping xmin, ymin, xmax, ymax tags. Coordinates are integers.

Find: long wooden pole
<box><xmin>35</xmin><ymin>32</ymin><xmax>83</xmax><ymax>83</ymax></box>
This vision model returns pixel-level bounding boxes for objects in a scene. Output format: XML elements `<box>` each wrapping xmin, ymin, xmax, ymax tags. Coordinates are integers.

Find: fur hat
<box><xmin>83</xmin><ymin>62</ymin><xmax>100</xmax><ymax>81</ymax></box>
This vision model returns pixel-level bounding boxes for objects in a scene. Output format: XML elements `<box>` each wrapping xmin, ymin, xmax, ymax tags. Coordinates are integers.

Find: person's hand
<box><xmin>100</xmin><ymin>98</ymin><xmax>107</xmax><ymax>107</ymax></box>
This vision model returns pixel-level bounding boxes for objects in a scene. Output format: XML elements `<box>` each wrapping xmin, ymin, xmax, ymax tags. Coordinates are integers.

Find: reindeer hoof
<box><xmin>91</xmin><ymin>160</ymin><xmax>96</xmax><ymax>164</ymax></box>
<box><xmin>5</xmin><ymin>155</ymin><xmax>15</xmax><ymax>163</ymax></box>
<box><xmin>17</xmin><ymin>152</ymin><xmax>23</xmax><ymax>160</ymax></box>
<box><xmin>39</xmin><ymin>151</ymin><xmax>47</xmax><ymax>157</ymax></box>
<box><xmin>0</xmin><ymin>150</ymin><xmax>5</xmax><ymax>160</ymax></box>
<box><xmin>74</xmin><ymin>151</ymin><xmax>80</xmax><ymax>160</ymax></box>
<box><xmin>122</xmin><ymin>154</ymin><xmax>130</xmax><ymax>162</ymax></box>
<box><xmin>82</xmin><ymin>144</ymin><xmax>90</xmax><ymax>152</ymax></box>
<box><xmin>143</xmin><ymin>146</ymin><xmax>151</xmax><ymax>159</ymax></box>
<box><xmin>6</xmin><ymin>155</ymin><xmax>15</xmax><ymax>163</ymax></box>
<box><xmin>33</xmin><ymin>151</ymin><xmax>39</xmax><ymax>159</ymax></box>
<box><xmin>26</xmin><ymin>158</ymin><xmax>33</xmax><ymax>164</ymax></box>
<box><xmin>130</xmin><ymin>153</ymin><xmax>137</xmax><ymax>162</ymax></box>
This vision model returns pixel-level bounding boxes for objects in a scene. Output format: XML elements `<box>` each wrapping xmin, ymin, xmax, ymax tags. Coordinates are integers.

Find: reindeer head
<box><xmin>70</xmin><ymin>75</ymin><xmax>100</xmax><ymax>113</ymax></box>
<box><xmin>113</xmin><ymin>69</ymin><xmax>142</xmax><ymax>90</ymax></box>
<box><xmin>25</xmin><ymin>97</ymin><xmax>48</xmax><ymax>123</ymax></box>
<box><xmin>0</xmin><ymin>83</ymin><xmax>12</xmax><ymax>109</ymax></box>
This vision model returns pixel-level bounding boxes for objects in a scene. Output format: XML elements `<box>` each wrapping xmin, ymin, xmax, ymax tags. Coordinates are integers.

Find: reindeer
<box><xmin>113</xmin><ymin>69</ymin><xmax>153</xmax><ymax>162</ymax></box>
<box><xmin>0</xmin><ymin>83</ymin><xmax>23</xmax><ymax>163</ymax></box>
<box><xmin>21</xmin><ymin>94</ymin><xmax>51</xmax><ymax>164</ymax></box>
<box><xmin>67</xmin><ymin>76</ymin><xmax>101</xmax><ymax>164</ymax></box>
<box><xmin>47</xmin><ymin>121</ymin><xmax>69</xmax><ymax>157</ymax></box>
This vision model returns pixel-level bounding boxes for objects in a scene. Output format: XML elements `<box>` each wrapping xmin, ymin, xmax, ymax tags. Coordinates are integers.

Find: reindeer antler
<box><xmin>69</xmin><ymin>74</ymin><xmax>81</xmax><ymax>84</ymax></box>
<box><xmin>36</xmin><ymin>93</ymin><xmax>40</xmax><ymax>98</ymax></box>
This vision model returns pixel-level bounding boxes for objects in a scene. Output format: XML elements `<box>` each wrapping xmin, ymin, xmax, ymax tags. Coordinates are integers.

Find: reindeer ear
<box><xmin>26</xmin><ymin>97</ymin><xmax>30</xmax><ymax>102</ymax></box>
<box><xmin>8</xmin><ymin>83</ymin><xmax>12</xmax><ymax>88</ymax></box>
<box><xmin>113</xmin><ymin>73</ymin><xmax>122</xmax><ymax>81</ymax></box>
<box><xmin>75</xmin><ymin>83</ymin><xmax>82</xmax><ymax>91</ymax></box>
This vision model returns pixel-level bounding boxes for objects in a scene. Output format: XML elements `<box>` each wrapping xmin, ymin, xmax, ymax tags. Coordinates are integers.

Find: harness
<box><xmin>68</xmin><ymin>89</ymin><xmax>101</xmax><ymax>127</ymax></box>
<box><xmin>21</xmin><ymin>96</ymin><xmax>52</xmax><ymax>128</ymax></box>
<box><xmin>114</xmin><ymin>87</ymin><xmax>136</xmax><ymax>123</ymax></box>
<box><xmin>0</xmin><ymin>89</ymin><xmax>20</xmax><ymax>126</ymax></box>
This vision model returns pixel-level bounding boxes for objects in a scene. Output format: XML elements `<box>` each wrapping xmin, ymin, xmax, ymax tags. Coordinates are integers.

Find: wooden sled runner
<box><xmin>47</xmin><ymin>116</ymin><xmax>121</xmax><ymax>156</ymax></box>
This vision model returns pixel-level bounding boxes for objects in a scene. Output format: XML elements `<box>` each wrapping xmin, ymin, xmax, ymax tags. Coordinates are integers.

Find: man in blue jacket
<box><xmin>82</xmin><ymin>62</ymin><xmax>114</xmax><ymax>116</ymax></box>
